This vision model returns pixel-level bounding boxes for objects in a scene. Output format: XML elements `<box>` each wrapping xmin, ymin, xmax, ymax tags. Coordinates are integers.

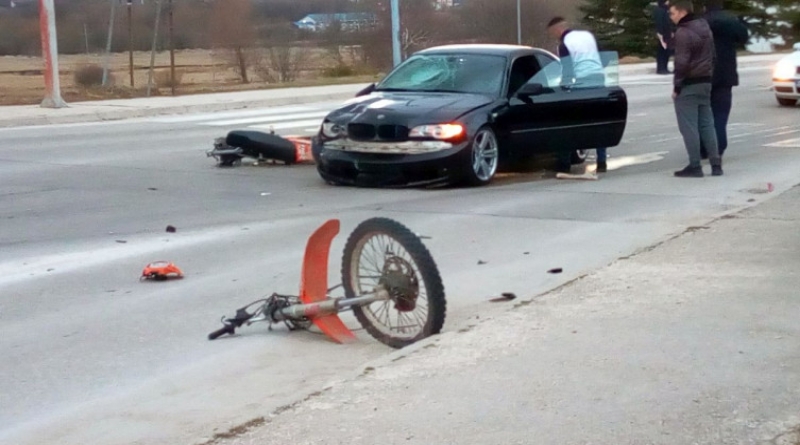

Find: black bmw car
<box><xmin>313</xmin><ymin>44</ymin><xmax>628</xmax><ymax>187</ymax></box>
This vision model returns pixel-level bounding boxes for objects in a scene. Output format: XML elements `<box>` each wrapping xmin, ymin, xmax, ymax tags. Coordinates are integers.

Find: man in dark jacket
<box><xmin>653</xmin><ymin>0</ymin><xmax>675</xmax><ymax>74</ymax></box>
<box><xmin>700</xmin><ymin>0</ymin><xmax>749</xmax><ymax>158</ymax></box>
<box><xmin>670</xmin><ymin>0</ymin><xmax>722</xmax><ymax>177</ymax></box>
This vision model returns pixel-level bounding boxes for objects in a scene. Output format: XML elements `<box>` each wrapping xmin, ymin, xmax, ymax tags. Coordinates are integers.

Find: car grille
<box><xmin>347</xmin><ymin>123</ymin><xmax>409</xmax><ymax>142</ymax></box>
<box><xmin>775</xmin><ymin>86</ymin><xmax>795</xmax><ymax>93</ymax></box>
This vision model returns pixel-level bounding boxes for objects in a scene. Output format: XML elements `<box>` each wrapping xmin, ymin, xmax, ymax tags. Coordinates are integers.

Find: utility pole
<box><xmin>102</xmin><ymin>0</ymin><xmax>116</xmax><ymax>86</ymax></box>
<box><xmin>146</xmin><ymin>0</ymin><xmax>162</xmax><ymax>97</ymax></box>
<box><xmin>391</xmin><ymin>0</ymin><xmax>400</xmax><ymax>66</ymax></box>
<box><xmin>128</xmin><ymin>0</ymin><xmax>134</xmax><ymax>87</ymax></box>
<box><xmin>38</xmin><ymin>0</ymin><xmax>67</xmax><ymax>108</ymax></box>
<box><xmin>168</xmin><ymin>0</ymin><xmax>175</xmax><ymax>95</ymax></box>
<box><xmin>84</xmin><ymin>23</ymin><xmax>89</xmax><ymax>54</ymax></box>
<box><xmin>516</xmin><ymin>0</ymin><xmax>521</xmax><ymax>45</ymax></box>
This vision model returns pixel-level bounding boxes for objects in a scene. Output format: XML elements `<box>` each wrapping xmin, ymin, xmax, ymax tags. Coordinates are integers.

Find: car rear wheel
<box><xmin>777</xmin><ymin>97</ymin><xmax>797</xmax><ymax>107</ymax></box>
<box><xmin>571</xmin><ymin>149</ymin><xmax>588</xmax><ymax>165</ymax></box>
<box><xmin>463</xmin><ymin>126</ymin><xmax>499</xmax><ymax>186</ymax></box>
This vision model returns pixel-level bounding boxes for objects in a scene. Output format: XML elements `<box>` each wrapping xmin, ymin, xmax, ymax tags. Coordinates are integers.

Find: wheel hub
<box><xmin>380</xmin><ymin>256</ymin><xmax>419</xmax><ymax>312</ymax></box>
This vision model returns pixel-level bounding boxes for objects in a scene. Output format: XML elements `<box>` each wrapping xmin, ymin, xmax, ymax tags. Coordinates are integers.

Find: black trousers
<box><xmin>701</xmin><ymin>85</ymin><xmax>733</xmax><ymax>158</ymax></box>
<box><xmin>656</xmin><ymin>44</ymin><xmax>673</xmax><ymax>74</ymax></box>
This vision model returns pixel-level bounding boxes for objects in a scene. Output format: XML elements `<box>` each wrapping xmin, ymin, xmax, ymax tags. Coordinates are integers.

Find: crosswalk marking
<box><xmin>149</xmin><ymin>103</ymin><xmax>336</xmax><ymax>133</ymax></box>
<box><xmin>152</xmin><ymin>105</ymin><xmax>320</xmax><ymax>123</ymax></box>
<box><xmin>250</xmin><ymin>119</ymin><xmax>325</xmax><ymax>131</ymax></box>
<box><xmin>205</xmin><ymin>111</ymin><xmax>330</xmax><ymax>127</ymax></box>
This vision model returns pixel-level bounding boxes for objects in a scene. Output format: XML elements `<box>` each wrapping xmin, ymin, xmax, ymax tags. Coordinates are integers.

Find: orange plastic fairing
<box><xmin>141</xmin><ymin>261</ymin><xmax>184</xmax><ymax>280</ymax></box>
<box><xmin>299</xmin><ymin>219</ymin><xmax>356</xmax><ymax>344</ymax></box>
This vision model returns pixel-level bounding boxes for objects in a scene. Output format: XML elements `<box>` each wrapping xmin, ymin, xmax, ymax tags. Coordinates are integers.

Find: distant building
<box><xmin>293</xmin><ymin>13</ymin><xmax>378</xmax><ymax>32</ymax></box>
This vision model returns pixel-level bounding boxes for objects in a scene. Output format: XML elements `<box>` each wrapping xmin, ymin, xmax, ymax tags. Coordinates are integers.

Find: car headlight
<box><xmin>409</xmin><ymin>124</ymin><xmax>465</xmax><ymax>140</ymax></box>
<box><xmin>321</xmin><ymin>122</ymin><xmax>346</xmax><ymax>139</ymax></box>
<box><xmin>773</xmin><ymin>63</ymin><xmax>797</xmax><ymax>80</ymax></box>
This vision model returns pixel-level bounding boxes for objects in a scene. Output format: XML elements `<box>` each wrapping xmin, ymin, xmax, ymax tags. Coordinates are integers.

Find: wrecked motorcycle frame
<box><xmin>208</xmin><ymin>217</ymin><xmax>446</xmax><ymax>349</ymax></box>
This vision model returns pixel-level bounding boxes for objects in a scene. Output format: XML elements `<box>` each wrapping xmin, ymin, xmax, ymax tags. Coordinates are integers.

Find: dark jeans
<box><xmin>556</xmin><ymin>148</ymin><xmax>606</xmax><ymax>172</ymax></box>
<box><xmin>701</xmin><ymin>85</ymin><xmax>733</xmax><ymax>157</ymax></box>
<box><xmin>656</xmin><ymin>44</ymin><xmax>673</xmax><ymax>74</ymax></box>
<box><xmin>674</xmin><ymin>83</ymin><xmax>720</xmax><ymax>168</ymax></box>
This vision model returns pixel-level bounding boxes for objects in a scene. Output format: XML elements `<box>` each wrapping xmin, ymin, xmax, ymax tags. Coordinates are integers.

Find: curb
<box><xmin>0</xmin><ymin>90</ymin><xmax>364</xmax><ymax>128</ymax></box>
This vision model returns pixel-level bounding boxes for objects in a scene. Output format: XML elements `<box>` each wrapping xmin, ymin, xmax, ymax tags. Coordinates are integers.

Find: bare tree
<box><xmin>210</xmin><ymin>0</ymin><xmax>255</xmax><ymax>83</ymax></box>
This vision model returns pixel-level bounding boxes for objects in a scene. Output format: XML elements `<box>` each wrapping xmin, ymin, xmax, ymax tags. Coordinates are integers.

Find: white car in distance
<box><xmin>773</xmin><ymin>42</ymin><xmax>800</xmax><ymax>107</ymax></box>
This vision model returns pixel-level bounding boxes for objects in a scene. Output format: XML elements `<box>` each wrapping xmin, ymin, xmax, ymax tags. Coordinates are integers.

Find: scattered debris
<box><xmin>523</xmin><ymin>251</ymin><xmax>530</xmax><ymax>255</ymax></box>
<box><xmin>489</xmin><ymin>292</ymin><xmax>517</xmax><ymax>302</ymax></box>
<box><xmin>477</xmin><ymin>260</ymin><xmax>487</xmax><ymax>265</ymax></box>
<box><xmin>47</xmin><ymin>268</ymin><xmax>54</xmax><ymax>272</ymax></box>
<box><xmin>148</xmin><ymin>187</ymin><xmax>158</xmax><ymax>191</ymax></box>
<box><xmin>548</xmin><ymin>267</ymin><xmax>563</xmax><ymax>274</ymax></box>
<box><xmin>115</xmin><ymin>240</ymin><xmax>127</xmax><ymax>244</ymax></box>
<box><xmin>166</xmin><ymin>225</ymin><xmax>177</xmax><ymax>233</ymax></box>
<box><xmin>768</xmin><ymin>182</ymin><xmax>774</xmax><ymax>192</ymax></box>
<box><xmin>260</xmin><ymin>192</ymin><xmax>271</xmax><ymax>196</ymax></box>
<box><xmin>140</xmin><ymin>261</ymin><xmax>184</xmax><ymax>281</ymax></box>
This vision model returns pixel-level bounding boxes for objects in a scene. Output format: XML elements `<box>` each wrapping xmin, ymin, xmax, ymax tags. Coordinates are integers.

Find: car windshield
<box><xmin>376</xmin><ymin>54</ymin><xmax>506</xmax><ymax>96</ymax></box>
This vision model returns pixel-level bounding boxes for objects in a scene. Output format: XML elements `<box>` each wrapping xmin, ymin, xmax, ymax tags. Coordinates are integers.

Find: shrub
<box><xmin>322</xmin><ymin>64</ymin><xmax>356</xmax><ymax>78</ymax></box>
<box><xmin>154</xmin><ymin>69</ymin><xmax>184</xmax><ymax>90</ymax></box>
<box><xmin>73</xmin><ymin>64</ymin><xmax>105</xmax><ymax>87</ymax></box>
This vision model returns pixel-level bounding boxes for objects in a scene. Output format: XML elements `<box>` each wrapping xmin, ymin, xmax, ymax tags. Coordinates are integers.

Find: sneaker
<box><xmin>674</xmin><ymin>165</ymin><xmax>704</xmax><ymax>178</ymax></box>
<box><xmin>596</xmin><ymin>162</ymin><xmax>607</xmax><ymax>173</ymax></box>
<box><xmin>711</xmin><ymin>165</ymin><xmax>723</xmax><ymax>176</ymax></box>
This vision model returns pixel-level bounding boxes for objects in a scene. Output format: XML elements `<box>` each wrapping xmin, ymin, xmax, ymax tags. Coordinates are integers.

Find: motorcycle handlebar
<box><xmin>208</xmin><ymin>325</ymin><xmax>235</xmax><ymax>340</ymax></box>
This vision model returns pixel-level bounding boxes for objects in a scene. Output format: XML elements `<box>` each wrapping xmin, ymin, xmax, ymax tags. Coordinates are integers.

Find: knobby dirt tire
<box><xmin>341</xmin><ymin>218</ymin><xmax>446</xmax><ymax>349</ymax></box>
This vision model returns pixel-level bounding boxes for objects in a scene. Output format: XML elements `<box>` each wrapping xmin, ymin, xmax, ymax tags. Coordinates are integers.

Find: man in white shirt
<box><xmin>547</xmin><ymin>17</ymin><xmax>608</xmax><ymax>173</ymax></box>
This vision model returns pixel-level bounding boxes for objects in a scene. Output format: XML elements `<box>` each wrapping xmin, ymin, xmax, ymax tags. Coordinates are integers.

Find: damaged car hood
<box><xmin>326</xmin><ymin>91</ymin><xmax>494</xmax><ymax>127</ymax></box>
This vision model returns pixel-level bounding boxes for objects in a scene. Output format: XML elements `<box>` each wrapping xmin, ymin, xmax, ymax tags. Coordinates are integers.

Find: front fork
<box><xmin>273</xmin><ymin>287</ymin><xmax>391</xmax><ymax>322</ymax></box>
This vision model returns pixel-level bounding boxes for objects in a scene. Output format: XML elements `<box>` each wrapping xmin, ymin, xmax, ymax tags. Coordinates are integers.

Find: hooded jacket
<box><xmin>673</xmin><ymin>13</ymin><xmax>715</xmax><ymax>94</ymax></box>
<box><xmin>704</xmin><ymin>6</ymin><xmax>750</xmax><ymax>87</ymax></box>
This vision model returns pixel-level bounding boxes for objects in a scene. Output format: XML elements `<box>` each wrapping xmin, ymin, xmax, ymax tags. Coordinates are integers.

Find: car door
<box><xmin>501</xmin><ymin>51</ymin><xmax>626</xmax><ymax>155</ymax></box>
<box><xmin>500</xmin><ymin>57</ymin><xmax>579</xmax><ymax>156</ymax></box>
<box><xmin>557</xmin><ymin>50</ymin><xmax>627</xmax><ymax>149</ymax></box>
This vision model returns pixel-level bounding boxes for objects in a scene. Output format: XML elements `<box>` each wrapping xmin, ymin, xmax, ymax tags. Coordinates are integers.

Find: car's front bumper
<box><xmin>314</xmin><ymin>138</ymin><xmax>470</xmax><ymax>187</ymax></box>
<box><xmin>773</xmin><ymin>77</ymin><xmax>800</xmax><ymax>99</ymax></box>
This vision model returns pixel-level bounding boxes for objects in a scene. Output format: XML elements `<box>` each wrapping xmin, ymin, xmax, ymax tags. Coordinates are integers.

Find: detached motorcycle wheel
<box><xmin>341</xmin><ymin>218</ymin><xmax>446</xmax><ymax>349</ymax></box>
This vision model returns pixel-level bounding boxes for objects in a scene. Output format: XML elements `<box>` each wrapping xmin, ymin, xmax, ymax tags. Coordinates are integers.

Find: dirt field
<box><xmin>0</xmin><ymin>49</ymin><xmax>657</xmax><ymax>106</ymax></box>
<box><xmin>0</xmin><ymin>48</ymin><xmax>382</xmax><ymax>106</ymax></box>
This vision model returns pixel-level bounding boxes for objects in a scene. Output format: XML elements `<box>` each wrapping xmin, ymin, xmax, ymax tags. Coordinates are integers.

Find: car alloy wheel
<box><xmin>469</xmin><ymin>127</ymin><xmax>499</xmax><ymax>185</ymax></box>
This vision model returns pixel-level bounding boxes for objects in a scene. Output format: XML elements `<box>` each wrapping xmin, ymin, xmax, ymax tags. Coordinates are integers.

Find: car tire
<box><xmin>571</xmin><ymin>149</ymin><xmax>588</xmax><ymax>165</ymax></box>
<box><xmin>777</xmin><ymin>97</ymin><xmax>797</xmax><ymax>107</ymax></box>
<box><xmin>462</xmin><ymin>126</ymin><xmax>500</xmax><ymax>186</ymax></box>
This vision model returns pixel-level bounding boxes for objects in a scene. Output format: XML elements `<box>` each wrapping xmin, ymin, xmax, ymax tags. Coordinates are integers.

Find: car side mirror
<box><xmin>517</xmin><ymin>83</ymin><xmax>545</xmax><ymax>98</ymax></box>
<box><xmin>356</xmin><ymin>83</ymin><xmax>376</xmax><ymax>97</ymax></box>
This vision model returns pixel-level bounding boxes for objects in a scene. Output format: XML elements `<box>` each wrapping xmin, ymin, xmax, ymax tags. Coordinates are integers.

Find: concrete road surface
<box><xmin>1</xmin><ymin>65</ymin><xmax>798</xmax><ymax>445</ymax></box>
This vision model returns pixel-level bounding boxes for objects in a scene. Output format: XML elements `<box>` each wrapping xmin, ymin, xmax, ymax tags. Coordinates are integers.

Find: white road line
<box><xmin>249</xmin><ymin>119</ymin><xmax>325</xmax><ymax>130</ymax></box>
<box><xmin>765</xmin><ymin>137</ymin><xmax>800</xmax><ymax>148</ymax></box>
<box><xmin>152</xmin><ymin>106</ymin><xmax>322</xmax><ymax>123</ymax></box>
<box><xmin>203</xmin><ymin>111</ymin><xmax>330</xmax><ymax>127</ymax></box>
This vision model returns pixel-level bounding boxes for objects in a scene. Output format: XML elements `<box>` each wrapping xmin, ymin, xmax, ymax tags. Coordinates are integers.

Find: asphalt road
<box><xmin>1</xmin><ymin>67</ymin><xmax>799</xmax><ymax>445</ymax></box>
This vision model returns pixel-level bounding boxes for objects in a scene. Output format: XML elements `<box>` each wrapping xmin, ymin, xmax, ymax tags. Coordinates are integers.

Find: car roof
<box><xmin>415</xmin><ymin>44</ymin><xmax>547</xmax><ymax>58</ymax></box>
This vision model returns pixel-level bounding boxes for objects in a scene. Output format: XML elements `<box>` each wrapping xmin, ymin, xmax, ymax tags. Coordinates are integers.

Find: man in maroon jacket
<box><xmin>669</xmin><ymin>0</ymin><xmax>722</xmax><ymax>178</ymax></box>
